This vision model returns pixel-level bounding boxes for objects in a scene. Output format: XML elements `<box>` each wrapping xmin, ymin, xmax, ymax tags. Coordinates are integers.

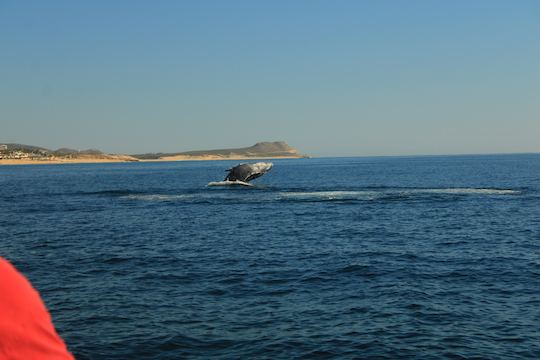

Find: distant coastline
<box><xmin>0</xmin><ymin>141</ymin><xmax>308</xmax><ymax>166</ymax></box>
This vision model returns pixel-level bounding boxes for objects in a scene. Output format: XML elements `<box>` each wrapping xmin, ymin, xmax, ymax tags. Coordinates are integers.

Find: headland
<box><xmin>0</xmin><ymin>142</ymin><xmax>307</xmax><ymax>165</ymax></box>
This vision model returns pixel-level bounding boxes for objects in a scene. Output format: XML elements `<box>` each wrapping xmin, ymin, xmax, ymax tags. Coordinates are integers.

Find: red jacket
<box><xmin>0</xmin><ymin>258</ymin><xmax>75</xmax><ymax>360</ymax></box>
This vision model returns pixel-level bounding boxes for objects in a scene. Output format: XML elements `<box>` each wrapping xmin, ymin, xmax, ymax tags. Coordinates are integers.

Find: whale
<box><xmin>224</xmin><ymin>162</ymin><xmax>273</xmax><ymax>182</ymax></box>
<box><xmin>207</xmin><ymin>162</ymin><xmax>273</xmax><ymax>187</ymax></box>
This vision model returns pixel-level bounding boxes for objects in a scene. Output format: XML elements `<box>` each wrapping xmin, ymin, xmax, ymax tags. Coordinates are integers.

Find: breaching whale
<box><xmin>208</xmin><ymin>162</ymin><xmax>273</xmax><ymax>187</ymax></box>
<box><xmin>225</xmin><ymin>162</ymin><xmax>273</xmax><ymax>182</ymax></box>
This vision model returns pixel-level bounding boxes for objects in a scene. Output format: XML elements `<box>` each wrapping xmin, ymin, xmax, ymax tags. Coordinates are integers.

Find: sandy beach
<box><xmin>0</xmin><ymin>159</ymin><xmax>129</xmax><ymax>165</ymax></box>
<box><xmin>155</xmin><ymin>154</ymin><xmax>304</xmax><ymax>161</ymax></box>
<box><xmin>0</xmin><ymin>154</ymin><xmax>138</xmax><ymax>166</ymax></box>
<box><xmin>0</xmin><ymin>155</ymin><xmax>305</xmax><ymax>166</ymax></box>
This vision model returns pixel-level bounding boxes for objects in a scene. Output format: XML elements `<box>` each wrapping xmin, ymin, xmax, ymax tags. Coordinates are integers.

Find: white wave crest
<box><xmin>416</xmin><ymin>188</ymin><xmax>519</xmax><ymax>195</ymax></box>
<box><xmin>122</xmin><ymin>194</ymin><xmax>194</xmax><ymax>201</ymax></box>
<box><xmin>278</xmin><ymin>188</ymin><xmax>519</xmax><ymax>201</ymax></box>
<box><xmin>122</xmin><ymin>187</ymin><xmax>519</xmax><ymax>203</ymax></box>
<box><xmin>279</xmin><ymin>191</ymin><xmax>379</xmax><ymax>200</ymax></box>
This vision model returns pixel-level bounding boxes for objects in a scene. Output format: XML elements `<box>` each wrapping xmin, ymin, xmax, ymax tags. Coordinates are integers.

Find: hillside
<box><xmin>132</xmin><ymin>141</ymin><xmax>306</xmax><ymax>160</ymax></box>
<box><xmin>1</xmin><ymin>143</ymin><xmax>106</xmax><ymax>156</ymax></box>
<box><xmin>1</xmin><ymin>141</ymin><xmax>307</xmax><ymax>165</ymax></box>
<box><xmin>0</xmin><ymin>143</ymin><xmax>138</xmax><ymax>163</ymax></box>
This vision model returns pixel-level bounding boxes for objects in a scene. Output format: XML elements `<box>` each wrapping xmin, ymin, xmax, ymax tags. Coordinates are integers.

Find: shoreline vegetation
<box><xmin>0</xmin><ymin>141</ymin><xmax>308</xmax><ymax>166</ymax></box>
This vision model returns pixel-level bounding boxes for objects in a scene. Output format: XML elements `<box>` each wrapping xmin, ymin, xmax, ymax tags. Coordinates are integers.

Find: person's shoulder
<box><xmin>0</xmin><ymin>257</ymin><xmax>75</xmax><ymax>360</ymax></box>
<box><xmin>0</xmin><ymin>257</ymin><xmax>44</xmax><ymax>319</ymax></box>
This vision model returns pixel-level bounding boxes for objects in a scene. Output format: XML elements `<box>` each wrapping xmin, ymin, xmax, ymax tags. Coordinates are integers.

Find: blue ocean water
<box><xmin>1</xmin><ymin>155</ymin><xmax>539</xmax><ymax>359</ymax></box>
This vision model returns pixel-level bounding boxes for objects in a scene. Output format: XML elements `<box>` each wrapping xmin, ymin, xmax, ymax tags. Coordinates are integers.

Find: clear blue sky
<box><xmin>1</xmin><ymin>0</ymin><xmax>539</xmax><ymax>156</ymax></box>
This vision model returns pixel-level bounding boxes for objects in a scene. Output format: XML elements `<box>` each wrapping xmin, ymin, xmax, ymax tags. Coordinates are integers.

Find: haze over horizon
<box><xmin>1</xmin><ymin>1</ymin><xmax>539</xmax><ymax>157</ymax></box>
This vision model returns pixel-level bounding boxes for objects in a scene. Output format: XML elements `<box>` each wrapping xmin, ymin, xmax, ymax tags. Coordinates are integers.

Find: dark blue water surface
<box><xmin>1</xmin><ymin>155</ymin><xmax>540</xmax><ymax>359</ymax></box>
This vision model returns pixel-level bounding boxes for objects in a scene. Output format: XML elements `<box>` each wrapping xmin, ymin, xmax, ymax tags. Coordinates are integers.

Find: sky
<box><xmin>1</xmin><ymin>0</ymin><xmax>539</xmax><ymax>156</ymax></box>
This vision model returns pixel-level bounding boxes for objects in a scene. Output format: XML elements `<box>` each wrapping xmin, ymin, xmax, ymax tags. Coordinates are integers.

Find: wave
<box><xmin>76</xmin><ymin>189</ymin><xmax>144</xmax><ymax>196</ymax></box>
<box><xmin>116</xmin><ymin>187</ymin><xmax>520</xmax><ymax>203</ymax></box>
<box><xmin>279</xmin><ymin>191</ymin><xmax>379</xmax><ymax>201</ymax></box>
<box><xmin>277</xmin><ymin>188</ymin><xmax>519</xmax><ymax>202</ymax></box>
<box><xmin>414</xmin><ymin>188</ymin><xmax>519</xmax><ymax>195</ymax></box>
<box><xmin>122</xmin><ymin>194</ymin><xmax>195</xmax><ymax>201</ymax></box>
<box><xmin>121</xmin><ymin>192</ymin><xmax>260</xmax><ymax>203</ymax></box>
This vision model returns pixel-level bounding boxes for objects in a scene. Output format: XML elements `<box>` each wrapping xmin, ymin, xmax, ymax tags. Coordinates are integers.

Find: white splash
<box><xmin>207</xmin><ymin>180</ymin><xmax>254</xmax><ymax>187</ymax></box>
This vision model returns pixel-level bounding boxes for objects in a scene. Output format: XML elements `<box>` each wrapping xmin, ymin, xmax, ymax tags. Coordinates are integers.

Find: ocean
<box><xmin>1</xmin><ymin>155</ymin><xmax>539</xmax><ymax>359</ymax></box>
